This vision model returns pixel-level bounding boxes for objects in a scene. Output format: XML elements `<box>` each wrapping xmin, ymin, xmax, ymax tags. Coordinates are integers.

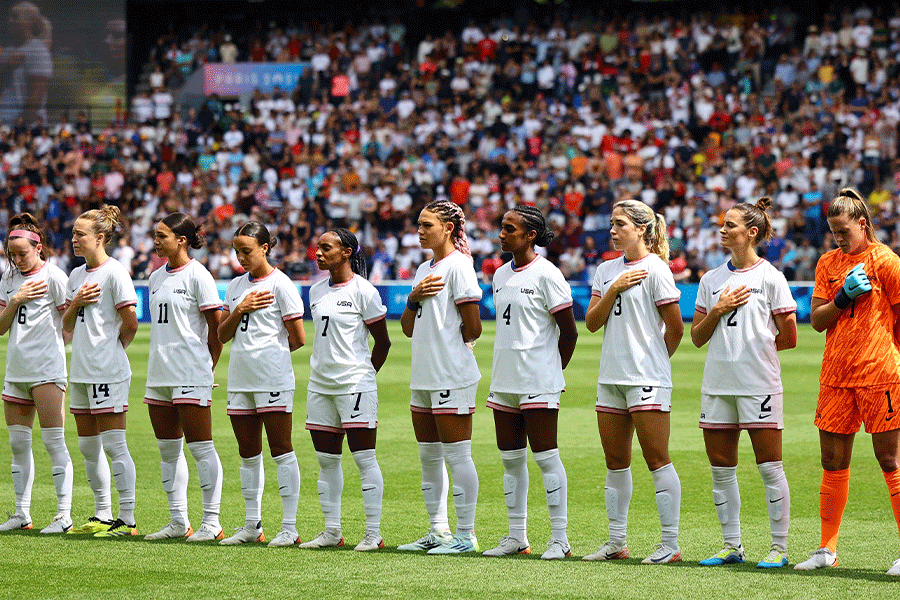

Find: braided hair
<box><xmin>511</xmin><ymin>205</ymin><xmax>554</xmax><ymax>247</ymax></box>
<box><xmin>423</xmin><ymin>199</ymin><xmax>470</xmax><ymax>257</ymax></box>
<box><xmin>330</xmin><ymin>228</ymin><xmax>367</xmax><ymax>278</ymax></box>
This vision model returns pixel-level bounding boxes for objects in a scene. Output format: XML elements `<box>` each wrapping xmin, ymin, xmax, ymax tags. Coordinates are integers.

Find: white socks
<box><xmin>274</xmin><ymin>451</ymin><xmax>300</xmax><ymax>535</ymax></box>
<box><xmin>758</xmin><ymin>460</ymin><xmax>790</xmax><ymax>550</ymax></box>
<box><xmin>651</xmin><ymin>462</ymin><xmax>681</xmax><ymax>548</ymax></box>
<box><xmin>239</xmin><ymin>453</ymin><xmax>264</xmax><ymax>528</ymax></box>
<box><xmin>187</xmin><ymin>440</ymin><xmax>222</xmax><ymax>528</ymax></box>
<box><xmin>605</xmin><ymin>467</ymin><xmax>632</xmax><ymax>543</ymax></box>
<box><xmin>534</xmin><ymin>448</ymin><xmax>568</xmax><ymax>543</ymax></box>
<box><xmin>157</xmin><ymin>438</ymin><xmax>189</xmax><ymax>527</ymax></box>
<box><xmin>442</xmin><ymin>440</ymin><xmax>478</xmax><ymax>536</ymax></box>
<box><xmin>352</xmin><ymin>449</ymin><xmax>383</xmax><ymax>537</ymax></box>
<box><xmin>711</xmin><ymin>465</ymin><xmax>741</xmax><ymax>547</ymax></box>
<box><xmin>316</xmin><ymin>451</ymin><xmax>343</xmax><ymax>533</ymax></box>
<box><xmin>500</xmin><ymin>448</ymin><xmax>528</xmax><ymax>542</ymax></box>
<box><xmin>78</xmin><ymin>434</ymin><xmax>112</xmax><ymax>521</ymax></box>
<box><xmin>418</xmin><ymin>442</ymin><xmax>449</xmax><ymax>532</ymax></box>
<box><xmin>100</xmin><ymin>429</ymin><xmax>136</xmax><ymax>525</ymax></box>
<box><xmin>8</xmin><ymin>425</ymin><xmax>33</xmax><ymax>518</ymax></box>
<box><xmin>40</xmin><ymin>428</ymin><xmax>73</xmax><ymax>518</ymax></box>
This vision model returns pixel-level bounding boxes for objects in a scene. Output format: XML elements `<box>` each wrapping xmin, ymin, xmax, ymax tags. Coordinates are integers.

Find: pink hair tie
<box><xmin>9</xmin><ymin>229</ymin><xmax>40</xmax><ymax>243</ymax></box>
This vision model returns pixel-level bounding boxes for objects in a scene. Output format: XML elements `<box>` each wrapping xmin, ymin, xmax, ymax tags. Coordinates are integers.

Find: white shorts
<box><xmin>2</xmin><ymin>379</ymin><xmax>67</xmax><ymax>405</ymax></box>
<box><xmin>144</xmin><ymin>385</ymin><xmax>214</xmax><ymax>408</ymax></box>
<box><xmin>227</xmin><ymin>390</ymin><xmax>294</xmax><ymax>415</ymax></box>
<box><xmin>306</xmin><ymin>390</ymin><xmax>378</xmax><ymax>433</ymax></box>
<box><xmin>487</xmin><ymin>391</ymin><xmax>561</xmax><ymax>413</ymax></box>
<box><xmin>596</xmin><ymin>383</ymin><xmax>672</xmax><ymax>414</ymax></box>
<box><xmin>700</xmin><ymin>393</ymin><xmax>784</xmax><ymax>430</ymax></box>
<box><xmin>70</xmin><ymin>379</ymin><xmax>130</xmax><ymax>415</ymax></box>
<box><xmin>410</xmin><ymin>382</ymin><xmax>478</xmax><ymax>416</ymax></box>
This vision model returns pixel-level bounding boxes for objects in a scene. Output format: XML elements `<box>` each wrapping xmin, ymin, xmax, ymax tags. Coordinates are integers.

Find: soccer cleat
<box><xmin>699</xmin><ymin>544</ymin><xmax>745</xmax><ymax>566</ymax></box>
<box><xmin>887</xmin><ymin>555</ymin><xmax>900</xmax><ymax>576</ymax></box>
<box><xmin>0</xmin><ymin>511</ymin><xmax>32</xmax><ymax>531</ymax></box>
<box><xmin>298</xmin><ymin>530</ymin><xmax>345</xmax><ymax>549</ymax></box>
<box><xmin>354</xmin><ymin>532</ymin><xmax>385</xmax><ymax>551</ymax></box>
<box><xmin>144</xmin><ymin>522</ymin><xmax>193</xmax><ymax>540</ymax></box>
<box><xmin>641</xmin><ymin>543</ymin><xmax>682</xmax><ymax>564</ymax></box>
<box><xmin>757</xmin><ymin>546</ymin><xmax>789</xmax><ymax>568</ymax></box>
<box><xmin>483</xmin><ymin>535</ymin><xmax>531</xmax><ymax>557</ymax></box>
<box><xmin>397</xmin><ymin>528</ymin><xmax>453</xmax><ymax>551</ymax></box>
<box><xmin>186</xmin><ymin>522</ymin><xmax>224</xmax><ymax>542</ymax></box>
<box><xmin>220</xmin><ymin>524</ymin><xmax>265</xmax><ymax>545</ymax></box>
<box><xmin>427</xmin><ymin>532</ymin><xmax>479</xmax><ymax>554</ymax></box>
<box><xmin>268</xmin><ymin>530</ymin><xmax>301</xmax><ymax>547</ymax></box>
<box><xmin>40</xmin><ymin>515</ymin><xmax>72</xmax><ymax>534</ymax></box>
<box><xmin>94</xmin><ymin>518</ymin><xmax>136</xmax><ymax>537</ymax></box>
<box><xmin>583</xmin><ymin>539</ymin><xmax>629</xmax><ymax>561</ymax></box>
<box><xmin>794</xmin><ymin>547</ymin><xmax>837</xmax><ymax>570</ymax></box>
<box><xmin>68</xmin><ymin>516</ymin><xmax>114</xmax><ymax>534</ymax></box>
<box><xmin>541</xmin><ymin>539</ymin><xmax>572</xmax><ymax>560</ymax></box>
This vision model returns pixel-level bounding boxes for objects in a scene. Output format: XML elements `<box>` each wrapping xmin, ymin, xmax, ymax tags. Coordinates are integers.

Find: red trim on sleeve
<box><xmin>281</xmin><ymin>312</ymin><xmax>303</xmax><ymax>322</ymax></box>
<box><xmin>772</xmin><ymin>307</ymin><xmax>796</xmax><ymax>315</ymax></box>
<box><xmin>694</xmin><ymin>306</ymin><xmax>707</xmax><ymax>314</ymax></box>
<box><xmin>549</xmin><ymin>301</ymin><xmax>573</xmax><ymax>314</ymax></box>
<box><xmin>115</xmin><ymin>301</ymin><xmax>138</xmax><ymax>309</ymax></box>
<box><xmin>364</xmin><ymin>314</ymin><xmax>387</xmax><ymax>325</ymax></box>
<box><xmin>455</xmin><ymin>297</ymin><xmax>481</xmax><ymax>305</ymax></box>
<box><xmin>655</xmin><ymin>297</ymin><xmax>679</xmax><ymax>307</ymax></box>
<box><xmin>591</xmin><ymin>290</ymin><xmax>602</xmax><ymax>298</ymax></box>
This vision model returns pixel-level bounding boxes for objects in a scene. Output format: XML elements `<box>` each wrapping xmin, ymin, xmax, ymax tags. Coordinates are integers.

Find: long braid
<box><xmin>331</xmin><ymin>228</ymin><xmax>368</xmax><ymax>278</ymax></box>
<box><xmin>424</xmin><ymin>200</ymin><xmax>471</xmax><ymax>257</ymax></box>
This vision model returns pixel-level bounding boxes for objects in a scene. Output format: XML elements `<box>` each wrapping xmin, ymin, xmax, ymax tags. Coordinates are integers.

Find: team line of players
<box><xmin>1</xmin><ymin>194</ymin><xmax>899</xmax><ymax>573</ymax></box>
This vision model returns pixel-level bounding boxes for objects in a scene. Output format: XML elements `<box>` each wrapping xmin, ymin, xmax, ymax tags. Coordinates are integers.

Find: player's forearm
<box><xmin>690</xmin><ymin>311</ymin><xmax>721</xmax><ymax>348</ymax></box>
<box><xmin>585</xmin><ymin>294</ymin><xmax>615</xmax><ymax>332</ymax></box>
<box><xmin>217</xmin><ymin>309</ymin><xmax>242</xmax><ymax>343</ymax></box>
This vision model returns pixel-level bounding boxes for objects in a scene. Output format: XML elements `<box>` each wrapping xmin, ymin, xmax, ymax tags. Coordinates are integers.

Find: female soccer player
<box><xmin>218</xmin><ymin>221</ymin><xmax>305</xmax><ymax>547</ymax></box>
<box><xmin>795</xmin><ymin>189</ymin><xmax>900</xmax><ymax>576</ymax></box>
<box><xmin>0</xmin><ymin>214</ymin><xmax>73</xmax><ymax>534</ymax></box>
<box><xmin>398</xmin><ymin>199</ymin><xmax>482</xmax><ymax>554</ymax></box>
<box><xmin>482</xmin><ymin>206</ymin><xmax>578</xmax><ymax>560</ymax></box>
<box><xmin>301</xmin><ymin>228</ymin><xmax>390</xmax><ymax>552</ymax></box>
<box><xmin>691</xmin><ymin>198</ymin><xmax>797</xmax><ymax>569</ymax></box>
<box><xmin>583</xmin><ymin>199</ymin><xmax>684</xmax><ymax>564</ymax></box>
<box><xmin>143</xmin><ymin>213</ymin><xmax>225</xmax><ymax>543</ymax></box>
<box><xmin>63</xmin><ymin>205</ymin><xmax>139</xmax><ymax>537</ymax></box>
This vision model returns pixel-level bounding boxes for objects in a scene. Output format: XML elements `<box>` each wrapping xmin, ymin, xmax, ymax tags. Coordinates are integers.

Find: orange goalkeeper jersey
<box><xmin>813</xmin><ymin>243</ymin><xmax>900</xmax><ymax>387</ymax></box>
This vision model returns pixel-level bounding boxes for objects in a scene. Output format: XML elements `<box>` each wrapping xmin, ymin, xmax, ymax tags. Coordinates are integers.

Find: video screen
<box><xmin>0</xmin><ymin>0</ymin><xmax>125</xmax><ymax>126</ymax></box>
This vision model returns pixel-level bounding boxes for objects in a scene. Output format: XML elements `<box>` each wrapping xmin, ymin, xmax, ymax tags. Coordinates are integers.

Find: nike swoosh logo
<box><xmin>714</xmin><ymin>501</ymin><xmax>726</xmax><ymax>506</ymax></box>
<box><xmin>5</xmin><ymin>289</ymin><xmax>13</xmax><ymax>294</ymax></box>
<box><xmin>829</xmin><ymin>278</ymin><xmax>840</xmax><ymax>283</ymax></box>
<box><xmin>603</xmin><ymin>279</ymin><xmax>613</xmax><ymax>285</ymax></box>
<box><xmin>232</xmin><ymin>296</ymin><xmax>240</xmax><ymax>302</ymax></box>
<box><xmin>769</xmin><ymin>497</ymin><xmax>783</xmax><ymax>503</ymax></box>
<box><xmin>546</xmin><ymin>487</ymin><xmax>561</xmax><ymax>494</ymax></box>
<box><xmin>887</xmin><ymin>415</ymin><xmax>895</xmax><ymax>421</ymax></box>
<box><xmin>150</xmin><ymin>289</ymin><xmax>157</xmax><ymax>294</ymax></box>
<box><xmin>650</xmin><ymin>553</ymin><xmax>674</xmax><ymax>563</ymax></box>
<box><xmin>350</xmin><ymin>412</ymin><xmax>362</xmax><ymax>418</ymax></box>
<box><xmin>495</xmin><ymin>287</ymin><xmax>503</xmax><ymax>294</ymax></box>
<box><xmin>758</xmin><ymin>414</ymin><xmax>772</xmax><ymax>419</ymax></box>
<box><xmin>362</xmin><ymin>485</ymin><xmax>376</xmax><ymax>492</ymax></box>
<box><xmin>528</xmin><ymin>394</ymin><xmax>540</xmax><ymax>399</ymax></box>
<box><xmin>269</xmin><ymin>397</ymin><xmax>280</xmax><ymax>404</ymax></box>
<box><xmin>713</xmin><ymin>287</ymin><xmax>724</xmax><ymax>295</ymax></box>
<box><xmin>437</xmin><ymin>399</ymin><xmax>450</xmax><ymax>405</ymax></box>
<box><xmin>182</xmin><ymin>388</ymin><xmax>194</xmax><ymax>394</ymax></box>
<box><xmin>640</xmin><ymin>396</ymin><xmax>653</xmax><ymax>401</ymax></box>
<box><xmin>892</xmin><ymin>491</ymin><xmax>900</xmax><ymax>497</ymax></box>
<box><xmin>95</xmin><ymin>398</ymin><xmax>106</xmax><ymax>405</ymax></box>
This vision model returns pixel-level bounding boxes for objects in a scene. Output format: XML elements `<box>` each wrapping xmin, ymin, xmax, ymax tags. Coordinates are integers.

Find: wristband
<box><xmin>834</xmin><ymin>288</ymin><xmax>852</xmax><ymax>310</ymax></box>
<box><xmin>407</xmin><ymin>299</ymin><xmax>421</xmax><ymax>312</ymax></box>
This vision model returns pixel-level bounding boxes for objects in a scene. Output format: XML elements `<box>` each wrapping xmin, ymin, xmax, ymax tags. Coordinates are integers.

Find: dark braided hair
<box><xmin>330</xmin><ymin>228</ymin><xmax>367</xmax><ymax>277</ymax></box>
<box><xmin>423</xmin><ymin>199</ymin><xmax>470</xmax><ymax>256</ymax></box>
<box><xmin>235</xmin><ymin>220</ymin><xmax>277</xmax><ymax>256</ymax></box>
<box><xmin>511</xmin><ymin>205</ymin><xmax>554</xmax><ymax>247</ymax></box>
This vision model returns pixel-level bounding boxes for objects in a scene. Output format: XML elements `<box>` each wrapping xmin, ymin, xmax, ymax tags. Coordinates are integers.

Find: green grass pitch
<box><xmin>0</xmin><ymin>322</ymin><xmax>898</xmax><ymax>599</ymax></box>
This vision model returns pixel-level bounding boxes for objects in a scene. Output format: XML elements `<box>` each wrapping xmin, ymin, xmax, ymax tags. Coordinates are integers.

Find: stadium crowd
<box><xmin>4</xmin><ymin>6</ymin><xmax>900</xmax><ymax>283</ymax></box>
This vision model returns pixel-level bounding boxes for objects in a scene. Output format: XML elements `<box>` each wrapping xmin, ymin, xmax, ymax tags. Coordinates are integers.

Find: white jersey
<box><xmin>146</xmin><ymin>259</ymin><xmax>222</xmax><ymax>387</ymax></box>
<box><xmin>592</xmin><ymin>253</ymin><xmax>680</xmax><ymax>387</ymax></box>
<box><xmin>225</xmin><ymin>268</ymin><xmax>303</xmax><ymax>392</ymax></box>
<box><xmin>695</xmin><ymin>258</ymin><xmax>796</xmax><ymax>395</ymax></box>
<box><xmin>490</xmin><ymin>255</ymin><xmax>572</xmax><ymax>394</ymax></box>
<box><xmin>410</xmin><ymin>251</ymin><xmax>482</xmax><ymax>391</ymax></box>
<box><xmin>67</xmin><ymin>257</ymin><xmax>137</xmax><ymax>383</ymax></box>
<box><xmin>0</xmin><ymin>262</ymin><xmax>67</xmax><ymax>382</ymax></box>
<box><xmin>308</xmin><ymin>275</ymin><xmax>386</xmax><ymax>394</ymax></box>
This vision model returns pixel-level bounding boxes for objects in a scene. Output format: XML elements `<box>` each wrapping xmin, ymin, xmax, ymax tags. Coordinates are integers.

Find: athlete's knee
<box><xmin>874</xmin><ymin>451</ymin><xmax>899</xmax><ymax>473</ymax></box>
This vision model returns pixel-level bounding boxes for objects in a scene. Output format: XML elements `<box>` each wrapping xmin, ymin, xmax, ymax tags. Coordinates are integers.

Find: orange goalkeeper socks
<box><xmin>884</xmin><ymin>469</ymin><xmax>900</xmax><ymax>540</ymax></box>
<box><xmin>819</xmin><ymin>468</ymin><xmax>850</xmax><ymax>553</ymax></box>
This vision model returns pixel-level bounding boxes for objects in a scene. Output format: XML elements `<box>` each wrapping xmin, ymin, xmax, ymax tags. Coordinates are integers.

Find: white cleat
<box><xmin>641</xmin><ymin>543</ymin><xmax>682</xmax><ymax>564</ymax></box>
<box><xmin>0</xmin><ymin>512</ymin><xmax>32</xmax><ymax>531</ymax></box>
<box><xmin>268</xmin><ymin>530</ymin><xmax>301</xmax><ymax>547</ymax></box>
<box><xmin>541</xmin><ymin>539</ymin><xmax>572</xmax><ymax>560</ymax></box>
<box><xmin>794</xmin><ymin>547</ymin><xmax>837</xmax><ymax>571</ymax></box>
<box><xmin>427</xmin><ymin>532</ymin><xmax>479</xmax><ymax>554</ymax></box>
<box><xmin>583</xmin><ymin>539</ymin><xmax>629</xmax><ymax>561</ymax></box>
<box><xmin>40</xmin><ymin>515</ymin><xmax>72</xmax><ymax>534</ymax></box>
<box><xmin>397</xmin><ymin>528</ymin><xmax>453</xmax><ymax>551</ymax></box>
<box><xmin>354</xmin><ymin>532</ymin><xmax>385</xmax><ymax>551</ymax></box>
<box><xmin>144</xmin><ymin>522</ymin><xmax>193</xmax><ymax>540</ymax></box>
<box><xmin>887</xmin><ymin>555</ymin><xmax>900</xmax><ymax>576</ymax></box>
<box><xmin>220</xmin><ymin>524</ymin><xmax>265</xmax><ymax>545</ymax></box>
<box><xmin>186</xmin><ymin>522</ymin><xmax>224</xmax><ymax>542</ymax></box>
<box><xmin>483</xmin><ymin>535</ymin><xmax>531</xmax><ymax>557</ymax></box>
<box><xmin>298</xmin><ymin>530</ymin><xmax>344</xmax><ymax>548</ymax></box>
